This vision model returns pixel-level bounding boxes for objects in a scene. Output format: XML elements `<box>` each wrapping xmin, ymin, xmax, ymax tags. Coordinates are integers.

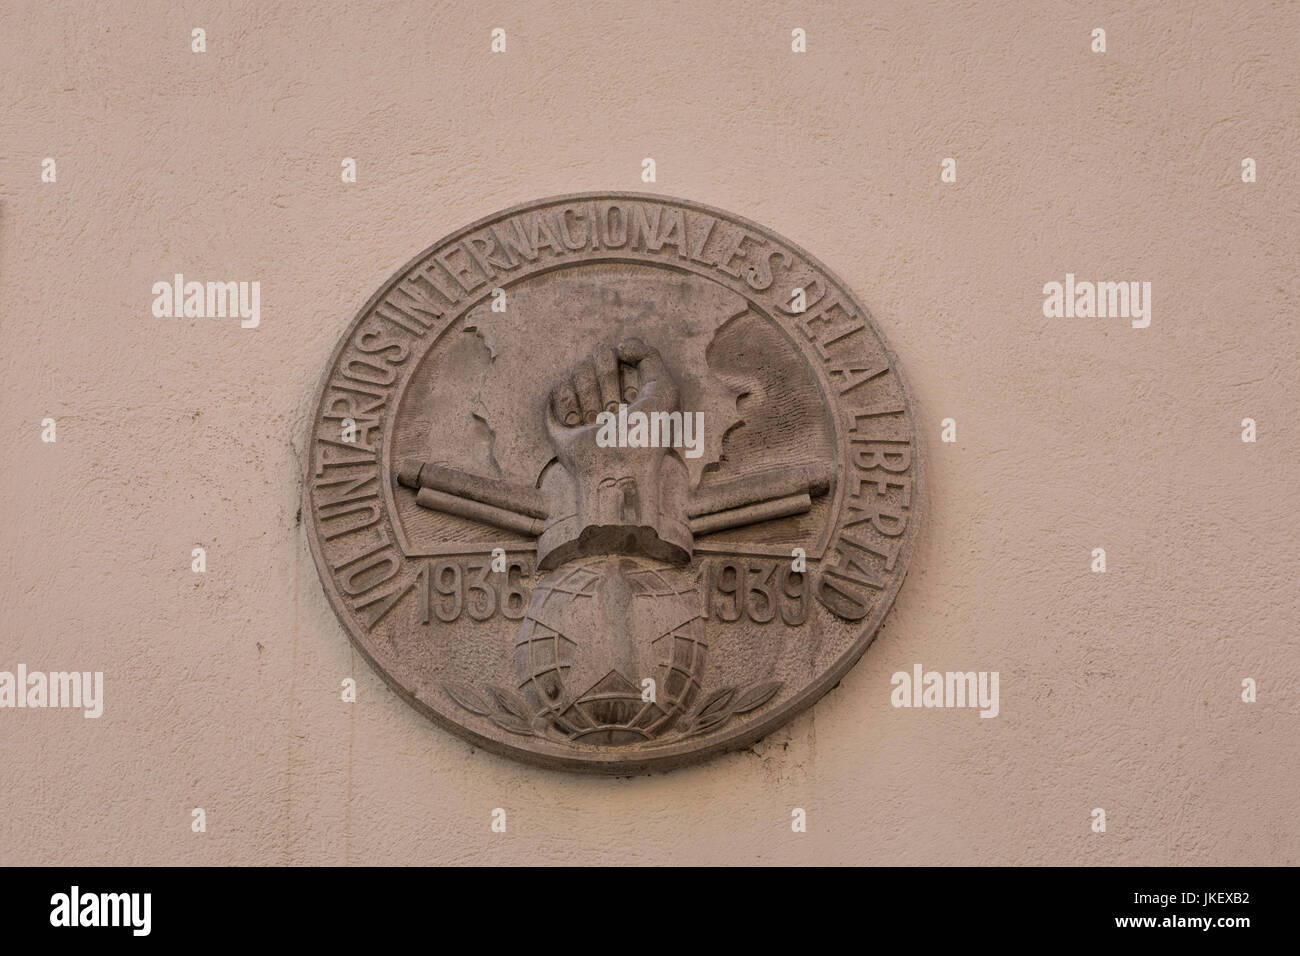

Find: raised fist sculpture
<box><xmin>538</xmin><ymin>338</ymin><xmax>691</xmax><ymax>569</ymax></box>
<box><xmin>395</xmin><ymin>336</ymin><xmax>833</xmax><ymax>744</ymax></box>
<box><xmin>396</xmin><ymin>337</ymin><xmax>831</xmax><ymax>565</ymax></box>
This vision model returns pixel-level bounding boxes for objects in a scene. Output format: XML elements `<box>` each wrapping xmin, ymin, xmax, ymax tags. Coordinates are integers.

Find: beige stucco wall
<box><xmin>1</xmin><ymin>0</ymin><xmax>1296</xmax><ymax>865</ymax></box>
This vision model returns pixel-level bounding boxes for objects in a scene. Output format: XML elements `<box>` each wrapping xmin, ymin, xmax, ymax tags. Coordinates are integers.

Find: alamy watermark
<box><xmin>891</xmin><ymin>664</ymin><xmax>999</xmax><ymax>718</ymax></box>
<box><xmin>0</xmin><ymin>665</ymin><xmax>103</xmax><ymax>718</ymax></box>
<box><xmin>1043</xmin><ymin>273</ymin><xmax>1151</xmax><ymax>328</ymax></box>
<box><xmin>152</xmin><ymin>274</ymin><xmax>260</xmax><ymax>328</ymax></box>
<box><xmin>594</xmin><ymin>404</ymin><xmax>704</xmax><ymax>459</ymax></box>
<box><xmin>50</xmin><ymin>886</ymin><xmax>150</xmax><ymax>936</ymax></box>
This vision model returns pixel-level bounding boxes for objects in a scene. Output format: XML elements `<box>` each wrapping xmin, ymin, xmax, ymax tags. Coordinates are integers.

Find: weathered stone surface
<box><xmin>304</xmin><ymin>194</ymin><xmax>921</xmax><ymax>772</ymax></box>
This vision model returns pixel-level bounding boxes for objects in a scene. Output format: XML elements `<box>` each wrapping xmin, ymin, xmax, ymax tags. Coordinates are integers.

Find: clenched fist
<box><xmin>538</xmin><ymin>338</ymin><xmax>691</xmax><ymax>569</ymax></box>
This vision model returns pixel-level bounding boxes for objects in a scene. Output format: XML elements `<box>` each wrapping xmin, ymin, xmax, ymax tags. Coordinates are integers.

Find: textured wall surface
<box><xmin>1</xmin><ymin>0</ymin><xmax>1296</xmax><ymax>865</ymax></box>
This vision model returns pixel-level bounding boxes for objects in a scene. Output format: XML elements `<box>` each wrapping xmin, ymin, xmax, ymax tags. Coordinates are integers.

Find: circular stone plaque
<box><xmin>303</xmin><ymin>193</ymin><xmax>922</xmax><ymax>773</ymax></box>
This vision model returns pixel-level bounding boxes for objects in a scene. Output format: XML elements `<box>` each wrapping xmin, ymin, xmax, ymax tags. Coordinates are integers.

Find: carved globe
<box><xmin>514</xmin><ymin>555</ymin><xmax>705</xmax><ymax>744</ymax></box>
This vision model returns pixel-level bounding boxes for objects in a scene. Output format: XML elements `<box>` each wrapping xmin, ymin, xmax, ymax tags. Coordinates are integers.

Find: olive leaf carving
<box><xmin>488</xmin><ymin>713</ymin><xmax>536</xmax><ymax>736</ymax></box>
<box><xmin>681</xmin><ymin>681</ymin><xmax>783</xmax><ymax>738</ymax></box>
<box><xmin>443</xmin><ymin>682</ymin><xmax>492</xmax><ymax>717</ymax></box>
<box><xmin>487</xmin><ymin>685</ymin><xmax>534</xmax><ymax>721</ymax></box>
<box><xmin>731</xmin><ymin>681</ymin><xmax>781</xmax><ymax>714</ymax></box>
<box><xmin>443</xmin><ymin>682</ymin><xmax>544</xmax><ymax>738</ymax></box>
<box><xmin>695</xmin><ymin>688</ymin><xmax>735</xmax><ymax>719</ymax></box>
